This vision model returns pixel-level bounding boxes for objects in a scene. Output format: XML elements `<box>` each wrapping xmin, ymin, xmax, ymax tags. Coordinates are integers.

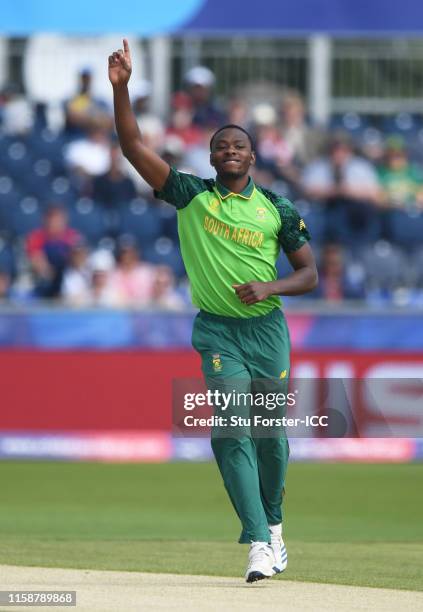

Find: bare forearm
<box><xmin>111</xmin><ymin>80</ymin><xmax>169</xmax><ymax>189</ymax></box>
<box><xmin>268</xmin><ymin>267</ymin><xmax>318</xmax><ymax>296</ymax></box>
<box><xmin>233</xmin><ymin>267</ymin><xmax>318</xmax><ymax>306</ymax></box>
<box><xmin>233</xmin><ymin>243</ymin><xmax>318</xmax><ymax>305</ymax></box>
<box><xmin>112</xmin><ymin>83</ymin><xmax>142</xmax><ymax>157</ymax></box>
<box><xmin>108</xmin><ymin>39</ymin><xmax>170</xmax><ymax>190</ymax></box>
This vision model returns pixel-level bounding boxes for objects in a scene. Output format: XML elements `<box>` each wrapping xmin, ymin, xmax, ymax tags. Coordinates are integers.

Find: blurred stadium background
<box><xmin>0</xmin><ymin>0</ymin><xmax>422</xmax><ymax>464</ymax></box>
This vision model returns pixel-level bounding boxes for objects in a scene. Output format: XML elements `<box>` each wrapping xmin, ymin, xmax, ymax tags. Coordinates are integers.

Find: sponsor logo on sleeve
<box><xmin>212</xmin><ymin>354</ymin><xmax>223</xmax><ymax>372</ymax></box>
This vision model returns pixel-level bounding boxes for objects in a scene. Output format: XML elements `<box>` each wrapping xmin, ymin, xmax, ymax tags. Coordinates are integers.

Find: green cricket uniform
<box><xmin>156</xmin><ymin>167</ymin><xmax>310</xmax><ymax>543</ymax></box>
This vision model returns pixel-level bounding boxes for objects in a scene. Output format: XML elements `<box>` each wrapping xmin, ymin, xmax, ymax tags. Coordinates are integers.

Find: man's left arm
<box><xmin>233</xmin><ymin>243</ymin><xmax>318</xmax><ymax>305</ymax></box>
<box><xmin>233</xmin><ymin>198</ymin><xmax>318</xmax><ymax>306</ymax></box>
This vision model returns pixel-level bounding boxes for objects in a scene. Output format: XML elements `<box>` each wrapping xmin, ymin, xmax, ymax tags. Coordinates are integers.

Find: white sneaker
<box><xmin>269</xmin><ymin>523</ymin><xmax>288</xmax><ymax>573</ymax></box>
<box><xmin>245</xmin><ymin>541</ymin><xmax>274</xmax><ymax>583</ymax></box>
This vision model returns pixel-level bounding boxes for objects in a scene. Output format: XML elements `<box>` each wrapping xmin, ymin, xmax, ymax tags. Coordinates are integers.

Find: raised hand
<box><xmin>109</xmin><ymin>36</ymin><xmax>170</xmax><ymax>191</ymax></box>
<box><xmin>108</xmin><ymin>38</ymin><xmax>132</xmax><ymax>86</ymax></box>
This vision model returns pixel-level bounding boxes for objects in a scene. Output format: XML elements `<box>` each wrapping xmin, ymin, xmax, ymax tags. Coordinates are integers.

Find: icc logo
<box><xmin>256</xmin><ymin>207</ymin><xmax>266</xmax><ymax>220</ymax></box>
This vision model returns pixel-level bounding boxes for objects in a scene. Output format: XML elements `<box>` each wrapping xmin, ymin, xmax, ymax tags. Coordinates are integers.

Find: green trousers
<box><xmin>192</xmin><ymin>308</ymin><xmax>290</xmax><ymax>544</ymax></box>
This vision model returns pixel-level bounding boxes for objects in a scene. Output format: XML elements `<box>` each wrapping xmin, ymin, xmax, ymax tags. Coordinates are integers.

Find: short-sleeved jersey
<box><xmin>155</xmin><ymin>167</ymin><xmax>310</xmax><ymax>318</ymax></box>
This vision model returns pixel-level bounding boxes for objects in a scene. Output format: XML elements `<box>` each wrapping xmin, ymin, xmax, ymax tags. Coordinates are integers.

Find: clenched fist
<box><xmin>232</xmin><ymin>281</ymin><xmax>273</xmax><ymax>305</ymax></box>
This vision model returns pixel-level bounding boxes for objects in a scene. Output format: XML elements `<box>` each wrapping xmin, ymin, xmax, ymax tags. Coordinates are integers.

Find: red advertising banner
<box><xmin>0</xmin><ymin>351</ymin><xmax>422</xmax><ymax>434</ymax></box>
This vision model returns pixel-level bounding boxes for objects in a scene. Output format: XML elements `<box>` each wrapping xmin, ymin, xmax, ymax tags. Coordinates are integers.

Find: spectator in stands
<box><xmin>252</xmin><ymin>103</ymin><xmax>293</xmax><ymax>176</ymax></box>
<box><xmin>227</xmin><ymin>98</ymin><xmax>249</xmax><ymax>128</ymax></box>
<box><xmin>132</xmin><ymin>80</ymin><xmax>152</xmax><ymax>115</ymax></box>
<box><xmin>148</xmin><ymin>265</ymin><xmax>185</xmax><ymax>310</ymax></box>
<box><xmin>302</xmin><ymin>132</ymin><xmax>382</xmax><ymax>243</ymax></box>
<box><xmin>61</xmin><ymin>240</ymin><xmax>91</xmax><ymax>306</ymax></box>
<box><xmin>87</xmin><ymin>249</ymin><xmax>118</xmax><ymax>307</ymax></box>
<box><xmin>26</xmin><ymin>205</ymin><xmax>81</xmax><ymax>298</ymax></box>
<box><xmin>184</xmin><ymin>66</ymin><xmax>226</xmax><ymax>129</ymax></box>
<box><xmin>313</xmin><ymin>243</ymin><xmax>365</xmax><ymax>301</ymax></box>
<box><xmin>108</xmin><ymin>237</ymin><xmax>156</xmax><ymax>306</ymax></box>
<box><xmin>378</xmin><ymin>136</ymin><xmax>423</xmax><ymax>209</ymax></box>
<box><xmin>64</xmin><ymin>67</ymin><xmax>112</xmax><ymax>137</ymax></box>
<box><xmin>159</xmin><ymin>135</ymin><xmax>185</xmax><ymax>169</ymax></box>
<box><xmin>93</xmin><ymin>141</ymin><xmax>136</xmax><ymax>209</ymax></box>
<box><xmin>166</xmin><ymin>92</ymin><xmax>203</xmax><ymax>147</ymax></box>
<box><xmin>302</xmin><ymin>132</ymin><xmax>381</xmax><ymax>203</ymax></box>
<box><xmin>250</xmin><ymin>103</ymin><xmax>300</xmax><ymax>194</ymax></box>
<box><xmin>182</xmin><ymin>127</ymin><xmax>216</xmax><ymax>177</ymax></box>
<box><xmin>64</xmin><ymin>127</ymin><xmax>112</xmax><ymax>194</ymax></box>
<box><xmin>132</xmin><ymin>80</ymin><xmax>165</xmax><ymax>150</ymax></box>
<box><xmin>0</xmin><ymin>83</ymin><xmax>33</xmax><ymax>135</ymax></box>
<box><xmin>279</xmin><ymin>91</ymin><xmax>323</xmax><ymax>166</ymax></box>
<box><xmin>122</xmin><ymin>82</ymin><xmax>166</xmax><ymax>196</ymax></box>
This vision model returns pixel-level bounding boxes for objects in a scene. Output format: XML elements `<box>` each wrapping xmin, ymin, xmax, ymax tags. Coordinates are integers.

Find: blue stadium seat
<box><xmin>0</xmin><ymin>237</ymin><xmax>16</xmax><ymax>277</ymax></box>
<box><xmin>411</xmin><ymin>247</ymin><xmax>423</xmax><ymax>288</ymax></box>
<box><xmin>270</xmin><ymin>179</ymin><xmax>296</xmax><ymax>201</ymax></box>
<box><xmin>330</xmin><ymin>113</ymin><xmax>369</xmax><ymax>135</ymax></box>
<box><xmin>28</xmin><ymin>176</ymin><xmax>78</xmax><ymax>209</ymax></box>
<box><xmin>382</xmin><ymin>113</ymin><xmax>422</xmax><ymax>136</ymax></box>
<box><xmin>45</xmin><ymin>176</ymin><xmax>77</xmax><ymax>207</ymax></box>
<box><xmin>359</xmin><ymin>241</ymin><xmax>408</xmax><ymax>290</ymax></box>
<box><xmin>276</xmin><ymin>253</ymin><xmax>292</xmax><ymax>278</ymax></box>
<box><xmin>143</xmin><ymin>237</ymin><xmax>186</xmax><ymax>278</ymax></box>
<box><xmin>157</xmin><ymin>201</ymin><xmax>179</xmax><ymax>241</ymax></box>
<box><xmin>25</xmin><ymin>129</ymin><xmax>67</xmax><ymax>175</ymax></box>
<box><xmin>68</xmin><ymin>198</ymin><xmax>108</xmax><ymax>245</ymax></box>
<box><xmin>387</xmin><ymin>209</ymin><xmax>423</xmax><ymax>251</ymax></box>
<box><xmin>326</xmin><ymin>202</ymin><xmax>382</xmax><ymax>248</ymax></box>
<box><xmin>119</xmin><ymin>198</ymin><xmax>163</xmax><ymax>248</ymax></box>
<box><xmin>19</xmin><ymin>159</ymin><xmax>54</xmax><ymax>200</ymax></box>
<box><xmin>0</xmin><ymin>136</ymin><xmax>12</xmax><ymax>164</ymax></box>
<box><xmin>11</xmin><ymin>197</ymin><xmax>43</xmax><ymax>237</ymax></box>
<box><xmin>406</xmin><ymin>132</ymin><xmax>423</xmax><ymax>163</ymax></box>
<box><xmin>2</xmin><ymin>141</ymin><xmax>33</xmax><ymax>180</ymax></box>
<box><xmin>359</xmin><ymin>126</ymin><xmax>383</xmax><ymax>149</ymax></box>
<box><xmin>294</xmin><ymin>199</ymin><xmax>326</xmax><ymax>244</ymax></box>
<box><xmin>0</xmin><ymin>176</ymin><xmax>21</xmax><ymax>229</ymax></box>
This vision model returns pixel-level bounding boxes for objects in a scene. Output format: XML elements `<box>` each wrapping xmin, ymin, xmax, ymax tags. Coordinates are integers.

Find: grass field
<box><xmin>0</xmin><ymin>461</ymin><xmax>422</xmax><ymax>591</ymax></box>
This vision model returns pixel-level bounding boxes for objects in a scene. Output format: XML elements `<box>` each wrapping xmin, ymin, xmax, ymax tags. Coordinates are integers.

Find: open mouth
<box><xmin>223</xmin><ymin>159</ymin><xmax>241</xmax><ymax>165</ymax></box>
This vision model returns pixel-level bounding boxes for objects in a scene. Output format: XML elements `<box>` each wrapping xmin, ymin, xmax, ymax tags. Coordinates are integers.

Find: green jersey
<box><xmin>155</xmin><ymin>167</ymin><xmax>310</xmax><ymax>318</ymax></box>
<box><xmin>378</xmin><ymin>163</ymin><xmax>423</xmax><ymax>207</ymax></box>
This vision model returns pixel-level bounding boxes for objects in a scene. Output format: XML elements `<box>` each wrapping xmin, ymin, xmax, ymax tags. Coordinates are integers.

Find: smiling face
<box><xmin>210</xmin><ymin>127</ymin><xmax>255</xmax><ymax>181</ymax></box>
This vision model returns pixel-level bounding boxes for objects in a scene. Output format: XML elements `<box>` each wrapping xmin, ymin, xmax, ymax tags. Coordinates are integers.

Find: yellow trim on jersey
<box><xmin>214</xmin><ymin>176</ymin><xmax>255</xmax><ymax>200</ymax></box>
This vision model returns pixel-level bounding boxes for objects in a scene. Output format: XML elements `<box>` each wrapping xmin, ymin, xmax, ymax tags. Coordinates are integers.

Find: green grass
<box><xmin>0</xmin><ymin>462</ymin><xmax>422</xmax><ymax>590</ymax></box>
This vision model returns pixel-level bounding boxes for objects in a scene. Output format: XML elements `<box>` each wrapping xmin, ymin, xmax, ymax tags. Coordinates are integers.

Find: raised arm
<box><xmin>108</xmin><ymin>39</ymin><xmax>170</xmax><ymax>191</ymax></box>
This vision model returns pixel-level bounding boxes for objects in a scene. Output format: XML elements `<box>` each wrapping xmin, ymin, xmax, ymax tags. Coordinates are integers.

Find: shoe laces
<box><xmin>249</xmin><ymin>541</ymin><xmax>271</xmax><ymax>565</ymax></box>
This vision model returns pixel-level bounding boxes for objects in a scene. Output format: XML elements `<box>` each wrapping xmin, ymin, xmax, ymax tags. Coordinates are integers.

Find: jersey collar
<box><xmin>214</xmin><ymin>176</ymin><xmax>255</xmax><ymax>200</ymax></box>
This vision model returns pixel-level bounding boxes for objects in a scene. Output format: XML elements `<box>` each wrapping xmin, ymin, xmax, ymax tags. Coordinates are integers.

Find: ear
<box><xmin>210</xmin><ymin>152</ymin><xmax>215</xmax><ymax>168</ymax></box>
<box><xmin>250</xmin><ymin>151</ymin><xmax>256</xmax><ymax>166</ymax></box>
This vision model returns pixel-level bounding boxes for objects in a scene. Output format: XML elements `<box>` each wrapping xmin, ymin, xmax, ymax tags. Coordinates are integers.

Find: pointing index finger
<box><xmin>123</xmin><ymin>38</ymin><xmax>130</xmax><ymax>55</ymax></box>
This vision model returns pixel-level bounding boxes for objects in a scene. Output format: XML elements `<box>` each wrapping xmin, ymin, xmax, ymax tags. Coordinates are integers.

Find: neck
<box><xmin>216</xmin><ymin>174</ymin><xmax>249</xmax><ymax>194</ymax></box>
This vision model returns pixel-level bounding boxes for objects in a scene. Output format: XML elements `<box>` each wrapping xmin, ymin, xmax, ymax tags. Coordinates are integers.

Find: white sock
<box><xmin>269</xmin><ymin>523</ymin><xmax>282</xmax><ymax>537</ymax></box>
<box><xmin>251</xmin><ymin>540</ymin><xmax>270</xmax><ymax>546</ymax></box>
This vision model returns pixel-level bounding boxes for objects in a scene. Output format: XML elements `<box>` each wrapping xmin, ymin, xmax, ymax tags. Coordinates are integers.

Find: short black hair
<box><xmin>210</xmin><ymin>124</ymin><xmax>254</xmax><ymax>151</ymax></box>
